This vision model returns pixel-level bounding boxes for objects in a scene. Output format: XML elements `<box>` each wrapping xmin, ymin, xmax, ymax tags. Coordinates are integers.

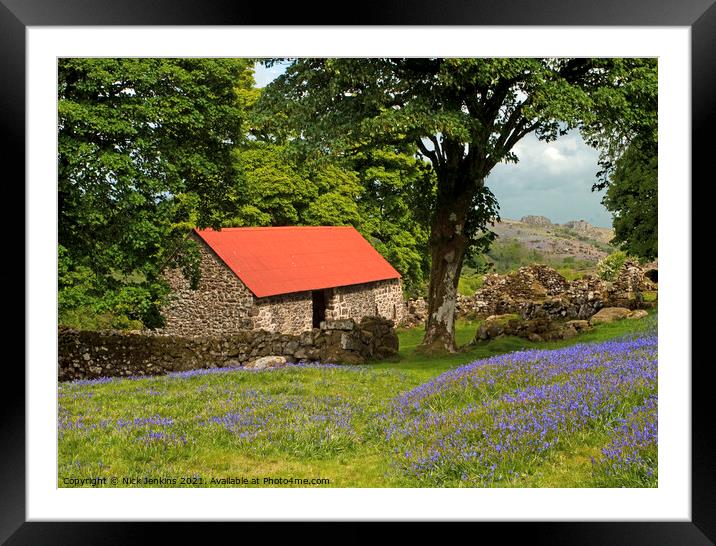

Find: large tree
<box><xmin>581</xmin><ymin>60</ymin><xmax>658</xmax><ymax>261</ymax></box>
<box><xmin>256</xmin><ymin>58</ymin><xmax>653</xmax><ymax>351</ymax></box>
<box><xmin>58</xmin><ymin>58</ymin><xmax>254</xmax><ymax>327</ymax></box>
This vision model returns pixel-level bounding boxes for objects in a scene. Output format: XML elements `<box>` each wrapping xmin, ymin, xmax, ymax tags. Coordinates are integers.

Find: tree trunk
<box><xmin>421</xmin><ymin>189</ymin><xmax>472</xmax><ymax>353</ymax></box>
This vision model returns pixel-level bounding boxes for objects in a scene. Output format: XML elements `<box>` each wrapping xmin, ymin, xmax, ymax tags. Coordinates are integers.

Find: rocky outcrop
<box><xmin>563</xmin><ymin>219</ymin><xmax>596</xmax><ymax>235</ymax></box>
<box><xmin>520</xmin><ymin>215</ymin><xmax>553</xmax><ymax>227</ymax></box>
<box><xmin>58</xmin><ymin>316</ymin><xmax>399</xmax><ymax>382</ymax></box>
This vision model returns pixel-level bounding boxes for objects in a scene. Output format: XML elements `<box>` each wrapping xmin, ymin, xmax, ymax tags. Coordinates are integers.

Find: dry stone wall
<box><xmin>58</xmin><ymin>317</ymin><xmax>399</xmax><ymax>382</ymax></box>
<box><xmin>401</xmin><ymin>263</ymin><xmax>657</xmax><ymax>327</ymax></box>
<box><xmin>455</xmin><ymin>264</ymin><xmax>656</xmax><ymax>321</ymax></box>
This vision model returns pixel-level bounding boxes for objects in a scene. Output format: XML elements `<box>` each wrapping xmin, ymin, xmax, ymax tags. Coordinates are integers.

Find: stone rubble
<box><xmin>399</xmin><ymin>262</ymin><xmax>656</xmax><ymax>342</ymax></box>
<box><xmin>403</xmin><ymin>262</ymin><xmax>656</xmax><ymax>328</ymax></box>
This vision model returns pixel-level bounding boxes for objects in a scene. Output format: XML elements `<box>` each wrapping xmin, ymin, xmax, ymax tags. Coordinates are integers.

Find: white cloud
<box><xmin>487</xmin><ymin>131</ymin><xmax>611</xmax><ymax>227</ymax></box>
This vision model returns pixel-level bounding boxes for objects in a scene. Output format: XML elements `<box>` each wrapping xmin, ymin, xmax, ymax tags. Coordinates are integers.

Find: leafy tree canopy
<box><xmin>58</xmin><ymin>58</ymin><xmax>254</xmax><ymax>327</ymax></box>
<box><xmin>579</xmin><ymin>59</ymin><xmax>657</xmax><ymax>261</ymax></box>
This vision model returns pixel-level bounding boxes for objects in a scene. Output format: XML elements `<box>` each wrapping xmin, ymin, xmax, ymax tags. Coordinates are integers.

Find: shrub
<box><xmin>458</xmin><ymin>274</ymin><xmax>484</xmax><ymax>296</ymax></box>
<box><xmin>597</xmin><ymin>251</ymin><xmax>629</xmax><ymax>281</ymax></box>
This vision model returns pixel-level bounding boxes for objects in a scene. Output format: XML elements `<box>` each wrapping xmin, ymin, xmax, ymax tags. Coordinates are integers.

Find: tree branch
<box><xmin>416</xmin><ymin>138</ymin><xmax>440</xmax><ymax>169</ymax></box>
<box><xmin>492</xmin><ymin>98</ymin><xmax>529</xmax><ymax>155</ymax></box>
<box><xmin>427</xmin><ymin>134</ymin><xmax>444</xmax><ymax>165</ymax></box>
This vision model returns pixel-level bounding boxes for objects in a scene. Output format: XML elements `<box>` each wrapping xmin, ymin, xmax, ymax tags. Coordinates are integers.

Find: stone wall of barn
<box><xmin>253</xmin><ymin>292</ymin><xmax>313</xmax><ymax>334</ymax></box>
<box><xmin>158</xmin><ymin>235</ymin><xmax>257</xmax><ymax>337</ymax></box>
<box><xmin>325</xmin><ymin>279</ymin><xmax>405</xmax><ymax>324</ymax></box>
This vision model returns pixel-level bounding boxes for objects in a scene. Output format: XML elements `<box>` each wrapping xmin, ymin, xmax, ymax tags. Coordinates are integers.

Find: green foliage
<box><xmin>59</xmin><ymin>245</ymin><xmax>168</xmax><ymax>330</ymax></box>
<box><xmin>554</xmin><ymin>267</ymin><xmax>586</xmax><ymax>282</ymax></box>
<box><xmin>58</xmin><ymin>58</ymin><xmax>254</xmax><ymax>327</ymax></box>
<box><xmin>225</xmin><ymin>141</ymin><xmax>432</xmax><ymax>298</ymax></box>
<box><xmin>351</xmin><ymin>148</ymin><xmax>434</xmax><ymax>298</ymax></box>
<box><xmin>597</xmin><ymin>251</ymin><xmax>629</xmax><ymax>281</ymax></box>
<box><xmin>579</xmin><ymin>59</ymin><xmax>657</xmax><ymax>260</ymax></box>
<box><xmin>642</xmin><ymin>291</ymin><xmax>658</xmax><ymax>303</ymax></box>
<box><xmin>602</xmin><ymin>137</ymin><xmax>657</xmax><ymax>261</ymax></box>
<box><xmin>225</xmin><ymin>143</ymin><xmax>362</xmax><ymax>227</ymax></box>
<box><xmin>580</xmin><ymin>59</ymin><xmax>657</xmax><ymax>188</ymax></box>
<box><xmin>483</xmin><ymin>239</ymin><xmax>546</xmax><ymax>273</ymax></box>
<box><xmin>59</xmin><ymin>309</ymin><xmax>144</xmax><ymax>331</ymax></box>
<box><xmin>457</xmin><ymin>266</ymin><xmax>485</xmax><ymax>296</ymax></box>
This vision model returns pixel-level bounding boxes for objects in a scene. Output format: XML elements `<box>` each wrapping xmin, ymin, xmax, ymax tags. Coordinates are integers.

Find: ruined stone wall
<box><xmin>454</xmin><ymin>264</ymin><xmax>656</xmax><ymax>321</ymax></box>
<box><xmin>401</xmin><ymin>263</ymin><xmax>658</xmax><ymax>328</ymax></box>
<box><xmin>58</xmin><ymin>317</ymin><xmax>399</xmax><ymax>382</ymax></box>
<box><xmin>159</xmin><ymin>235</ymin><xmax>256</xmax><ymax>337</ymax></box>
<box><xmin>325</xmin><ymin>279</ymin><xmax>405</xmax><ymax>324</ymax></box>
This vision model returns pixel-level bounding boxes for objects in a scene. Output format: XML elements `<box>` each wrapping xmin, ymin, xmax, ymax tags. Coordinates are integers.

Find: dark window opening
<box><xmin>312</xmin><ymin>290</ymin><xmax>326</xmax><ymax>328</ymax></box>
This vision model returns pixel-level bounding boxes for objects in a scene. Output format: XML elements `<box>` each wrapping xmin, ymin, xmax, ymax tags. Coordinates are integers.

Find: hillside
<box><xmin>491</xmin><ymin>216</ymin><xmax>615</xmax><ymax>264</ymax></box>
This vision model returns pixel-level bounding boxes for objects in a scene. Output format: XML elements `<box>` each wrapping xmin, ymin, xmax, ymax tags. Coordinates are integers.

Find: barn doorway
<box><xmin>312</xmin><ymin>290</ymin><xmax>326</xmax><ymax>328</ymax></box>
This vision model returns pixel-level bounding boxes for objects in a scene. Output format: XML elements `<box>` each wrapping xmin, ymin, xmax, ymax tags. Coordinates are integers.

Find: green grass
<box><xmin>643</xmin><ymin>290</ymin><xmax>658</xmax><ymax>302</ymax></box>
<box><xmin>58</xmin><ymin>310</ymin><xmax>657</xmax><ymax>488</ymax></box>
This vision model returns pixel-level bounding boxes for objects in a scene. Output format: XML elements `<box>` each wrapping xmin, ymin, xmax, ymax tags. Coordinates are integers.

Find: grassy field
<box><xmin>58</xmin><ymin>312</ymin><xmax>657</xmax><ymax>488</ymax></box>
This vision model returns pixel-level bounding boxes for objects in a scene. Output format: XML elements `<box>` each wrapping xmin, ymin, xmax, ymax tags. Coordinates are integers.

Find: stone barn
<box><xmin>160</xmin><ymin>226</ymin><xmax>406</xmax><ymax>336</ymax></box>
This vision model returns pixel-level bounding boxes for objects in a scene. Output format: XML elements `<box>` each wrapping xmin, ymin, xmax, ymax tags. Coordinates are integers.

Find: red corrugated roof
<box><xmin>194</xmin><ymin>226</ymin><xmax>401</xmax><ymax>298</ymax></box>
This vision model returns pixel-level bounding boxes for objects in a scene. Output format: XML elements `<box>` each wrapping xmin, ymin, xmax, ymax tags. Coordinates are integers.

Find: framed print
<box><xmin>3</xmin><ymin>0</ymin><xmax>712</xmax><ymax>543</ymax></box>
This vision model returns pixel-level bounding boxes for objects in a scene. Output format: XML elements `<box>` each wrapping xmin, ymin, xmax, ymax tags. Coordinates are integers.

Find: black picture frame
<box><xmin>2</xmin><ymin>1</ymin><xmax>710</xmax><ymax>543</ymax></box>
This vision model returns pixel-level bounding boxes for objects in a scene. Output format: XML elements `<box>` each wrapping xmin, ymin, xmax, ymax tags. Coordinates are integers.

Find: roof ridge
<box><xmin>196</xmin><ymin>226</ymin><xmax>355</xmax><ymax>231</ymax></box>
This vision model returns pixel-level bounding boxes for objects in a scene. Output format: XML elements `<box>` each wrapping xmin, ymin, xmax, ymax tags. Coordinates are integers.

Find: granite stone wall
<box><xmin>58</xmin><ymin>317</ymin><xmax>399</xmax><ymax>382</ymax></box>
<box><xmin>400</xmin><ymin>264</ymin><xmax>657</xmax><ymax>326</ymax></box>
<box><xmin>253</xmin><ymin>292</ymin><xmax>313</xmax><ymax>334</ymax></box>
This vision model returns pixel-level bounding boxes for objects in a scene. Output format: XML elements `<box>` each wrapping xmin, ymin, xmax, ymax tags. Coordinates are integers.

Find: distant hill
<box><xmin>492</xmin><ymin>217</ymin><xmax>615</xmax><ymax>264</ymax></box>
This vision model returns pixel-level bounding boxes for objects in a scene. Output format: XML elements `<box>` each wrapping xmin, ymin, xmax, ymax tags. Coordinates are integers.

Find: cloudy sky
<box><xmin>253</xmin><ymin>62</ymin><xmax>612</xmax><ymax>228</ymax></box>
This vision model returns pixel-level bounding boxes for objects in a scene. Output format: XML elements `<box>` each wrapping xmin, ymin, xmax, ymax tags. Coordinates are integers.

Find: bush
<box><xmin>485</xmin><ymin>240</ymin><xmax>545</xmax><ymax>273</ymax></box>
<box><xmin>58</xmin><ymin>307</ymin><xmax>144</xmax><ymax>331</ymax></box>
<box><xmin>597</xmin><ymin>251</ymin><xmax>629</xmax><ymax>281</ymax></box>
<box><xmin>458</xmin><ymin>274</ymin><xmax>484</xmax><ymax>296</ymax></box>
